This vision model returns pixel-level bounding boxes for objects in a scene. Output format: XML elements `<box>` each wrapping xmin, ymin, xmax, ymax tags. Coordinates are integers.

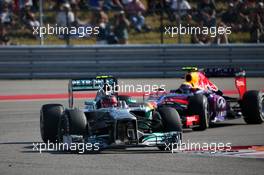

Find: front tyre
<box><xmin>65</xmin><ymin>108</ymin><xmax>87</xmax><ymax>135</ymax></box>
<box><xmin>188</xmin><ymin>94</ymin><xmax>210</xmax><ymax>131</ymax></box>
<box><xmin>40</xmin><ymin>104</ymin><xmax>64</xmax><ymax>143</ymax></box>
<box><xmin>157</xmin><ymin>107</ymin><xmax>182</xmax><ymax>151</ymax></box>
<box><xmin>242</xmin><ymin>90</ymin><xmax>264</xmax><ymax>124</ymax></box>
<box><xmin>158</xmin><ymin>106</ymin><xmax>182</xmax><ymax>132</ymax></box>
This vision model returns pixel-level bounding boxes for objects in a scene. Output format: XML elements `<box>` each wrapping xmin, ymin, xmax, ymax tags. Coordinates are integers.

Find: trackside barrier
<box><xmin>0</xmin><ymin>44</ymin><xmax>263</xmax><ymax>79</ymax></box>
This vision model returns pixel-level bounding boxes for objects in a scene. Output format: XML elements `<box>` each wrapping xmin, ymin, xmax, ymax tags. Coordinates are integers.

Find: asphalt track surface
<box><xmin>0</xmin><ymin>78</ymin><xmax>264</xmax><ymax>175</ymax></box>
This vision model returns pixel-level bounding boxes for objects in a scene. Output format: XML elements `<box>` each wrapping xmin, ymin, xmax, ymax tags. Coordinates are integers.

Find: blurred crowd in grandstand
<box><xmin>0</xmin><ymin>0</ymin><xmax>263</xmax><ymax>45</ymax></box>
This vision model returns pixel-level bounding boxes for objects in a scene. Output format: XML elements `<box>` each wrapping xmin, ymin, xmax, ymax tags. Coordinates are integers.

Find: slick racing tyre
<box><xmin>65</xmin><ymin>108</ymin><xmax>87</xmax><ymax>135</ymax></box>
<box><xmin>188</xmin><ymin>94</ymin><xmax>210</xmax><ymax>131</ymax></box>
<box><xmin>40</xmin><ymin>104</ymin><xmax>64</xmax><ymax>143</ymax></box>
<box><xmin>242</xmin><ymin>90</ymin><xmax>264</xmax><ymax>124</ymax></box>
<box><xmin>151</xmin><ymin>111</ymin><xmax>163</xmax><ymax>132</ymax></box>
<box><xmin>158</xmin><ymin>106</ymin><xmax>182</xmax><ymax>132</ymax></box>
<box><xmin>157</xmin><ymin>106</ymin><xmax>182</xmax><ymax>151</ymax></box>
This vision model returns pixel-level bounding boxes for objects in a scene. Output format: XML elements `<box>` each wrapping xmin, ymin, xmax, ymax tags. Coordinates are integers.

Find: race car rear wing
<box><xmin>204</xmin><ymin>67</ymin><xmax>243</xmax><ymax>77</ymax></box>
<box><xmin>204</xmin><ymin>68</ymin><xmax>247</xmax><ymax>98</ymax></box>
<box><xmin>68</xmin><ymin>76</ymin><xmax>117</xmax><ymax>108</ymax></box>
<box><xmin>182</xmin><ymin>67</ymin><xmax>244</xmax><ymax>77</ymax></box>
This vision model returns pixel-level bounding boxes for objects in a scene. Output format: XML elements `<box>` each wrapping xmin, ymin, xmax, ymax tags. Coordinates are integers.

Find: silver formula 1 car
<box><xmin>40</xmin><ymin>76</ymin><xmax>182</xmax><ymax>153</ymax></box>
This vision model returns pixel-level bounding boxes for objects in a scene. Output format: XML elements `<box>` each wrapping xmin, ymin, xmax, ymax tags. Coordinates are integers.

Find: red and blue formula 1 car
<box><xmin>144</xmin><ymin>67</ymin><xmax>264</xmax><ymax>131</ymax></box>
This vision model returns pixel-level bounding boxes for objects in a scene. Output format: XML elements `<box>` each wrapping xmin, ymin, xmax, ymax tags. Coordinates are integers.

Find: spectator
<box><xmin>103</xmin><ymin>0</ymin><xmax>124</xmax><ymax>11</ymax></box>
<box><xmin>70</xmin><ymin>0</ymin><xmax>80</xmax><ymax>10</ymax></box>
<box><xmin>87</xmin><ymin>0</ymin><xmax>122</xmax><ymax>11</ymax></box>
<box><xmin>31</xmin><ymin>0</ymin><xmax>38</xmax><ymax>11</ymax></box>
<box><xmin>20</xmin><ymin>0</ymin><xmax>33</xmax><ymax>9</ymax></box>
<box><xmin>106</xmin><ymin>25</ymin><xmax>118</xmax><ymax>44</ymax></box>
<box><xmin>94</xmin><ymin>10</ymin><xmax>111</xmax><ymax>44</ymax></box>
<box><xmin>257</xmin><ymin>2</ymin><xmax>264</xmax><ymax>42</ymax></box>
<box><xmin>221</xmin><ymin>3</ymin><xmax>242</xmax><ymax>32</ymax></box>
<box><xmin>0</xmin><ymin>25</ymin><xmax>10</xmax><ymax>45</ymax></box>
<box><xmin>170</xmin><ymin>0</ymin><xmax>191</xmax><ymax>17</ymax></box>
<box><xmin>0</xmin><ymin>2</ymin><xmax>13</xmax><ymax>26</ymax></box>
<box><xmin>236</xmin><ymin>0</ymin><xmax>254</xmax><ymax>31</ymax></box>
<box><xmin>56</xmin><ymin>2</ymin><xmax>75</xmax><ymax>27</ymax></box>
<box><xmin>215</xmin><ymin>22</ymin><xmax>229</xmax><ymax>44</ymax></box>
<box><xmin>154</xmin><ymin>0</ymin><xmax>175</xmax><ymax>21</ymax></box>
<box><xmin>197</xmin><ymin>0</ymin><xmax>216</xmax><ymax>27</ymax></box>
<box><xmin>197</xmin><ymin>0</ymin><xmax>216</xmax><ymax>15</ymax></box>
<box><xmin>257</xmin><ymin>2</ymin><xmax>264</xmax><ymax>25</ymax></box>
<box><xmin>250</xmin><ymin>13</ymin><xmax>263</xmax><ymax>42</ymax></box>
<box><xmin>13</xmin><ymin>0</ymin><xmax>20</xmax><ymax>13</ymax></box>
<box><xmin>23</xmin><ymin>4</ymin><xmax>39</xmax><ymax>29</ymax></box>
<box><xmin>248</xmin><ymin>1</ymin><xmax>264</xmax><ymax>42</ymax></box>
<box><xmin>230</xmin><ymin>0</ymin><xmax>244</xmax><ymax>10</ymax></box>
<box><xmin>88</xmin><ymin>0</ymin><xmax>103</xmax><ymax>10</ymax></box>
<box><xmin>144</xmin><ymin>0</ymin><xmax>163</xmax><ymax>15</ymax></box>
<box><xmin>113</xmin><ymin>11</ymin><xmax>129</xmax><ymax>44</ymax></box>
<box><xmin>122</xmin><ymin>0</ymin><xmax>150</xmax><ymax>32</ymax></box>
<box><xmin>191</xmin><ymin>19</ymin><xmax>213</xmax><ymax>44</ymax></box>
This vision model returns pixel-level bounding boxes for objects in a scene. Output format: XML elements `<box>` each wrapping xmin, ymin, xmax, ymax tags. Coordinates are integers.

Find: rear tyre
<box><xmin>242</xmin><ymin>90</ymin><xmax>264</xmax><ymax>124</ymax></box>
<box><xmin>188</xmin><ymin>94</ymin><xmax>209</xmax><ymax>131</ymax></box>
<box><xmin>40</xmin><ymin>104</ymin><xmax>64</xmax><ymax>143</ymax></box>
<box><xmin>157</xmin><ymin>107</ymin><xmax>182</xmax><ymax>151</ymax></box>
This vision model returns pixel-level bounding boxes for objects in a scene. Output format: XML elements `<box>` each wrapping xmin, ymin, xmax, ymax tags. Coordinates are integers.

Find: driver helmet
<box><xmin>102</xmin><ymin>83</ymin><xmax>112</xmax><ymax>95</ymax></box>
<box><xmin>179</xmin><ymin>82</ymin><xmax>193</xmax><ymax>94</ymax></box>
<box><xmin>101</xmin><ymin>95</ymin><xmax>118</xmax><ymax>108</ymax></box>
